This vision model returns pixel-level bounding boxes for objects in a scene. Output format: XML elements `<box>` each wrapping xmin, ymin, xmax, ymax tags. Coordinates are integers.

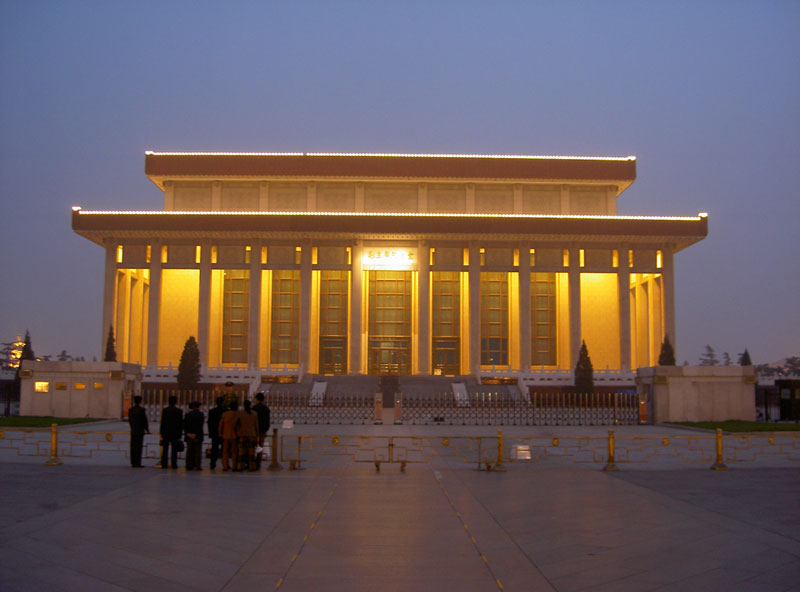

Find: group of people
<box><xmin>127</xmin><ymin>385</ymin><xmax>271</xmax><ymax>472</ymax></box>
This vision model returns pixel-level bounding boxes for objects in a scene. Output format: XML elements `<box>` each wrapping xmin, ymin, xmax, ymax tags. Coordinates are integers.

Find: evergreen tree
<box><xmin>722</xmin><ymin>352</ymin><xmax>732</xmax><ymax>366</ymax></box>
<box><xmin>177</xmin><ymin>336</ymin><xmax>201</xmax><ymax>391</ymax></box>
<box><xmin>738</xmin><ymin>349</ymin><xmax>752</xmax><ymax>366</ymax></box>
<box><xmin>20</xmin><ymin>330</ymin><xmax>34</xmax><ymax>362</ymax></box>
<box><xmin>104</xmin><ymin>326</ymin><xmax>117</xmax><ymax>362</ymax></box>
<box><xmin>574</xmin><ymin>340</ymin><xmax>594</xmax><ymax>393</ymax></box>
<box><xmin>658</xmin><ymin>335</ymin><xmax>676</xmax><ymax>366</ymax></box>
<box><xmin>13</xmin><ymin>330</ymin><xmax>35</xmax><ymax>397</ymax></box>
<box><xmin>699</xmin><ymin>345</ymin><xmax>718</xmax><ymax>366</ymax></box>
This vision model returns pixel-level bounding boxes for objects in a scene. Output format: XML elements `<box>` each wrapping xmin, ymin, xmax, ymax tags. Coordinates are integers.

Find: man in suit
<box><xmin>128</xmin><ymin>395</ymin><xmax>149</xmax><ymax>468</ymax></box>
<box><xmin>253</xmin><ymin>392</ymin><xmax>271</xmax><ymax>469</ymax></box>
<box><xmin>183</xmin><ymin>400</ymin><xmax>204</xmax><ymax>471</ymax></box>
<box><xmin>159</xmin><ymin>395</ymin><xmax>183</xmax><ymax>469</ymax></box>
<box><xmin>207</xmin><ymin>396</ymin><xmax>225</xmax><ymax>470</ymax></box>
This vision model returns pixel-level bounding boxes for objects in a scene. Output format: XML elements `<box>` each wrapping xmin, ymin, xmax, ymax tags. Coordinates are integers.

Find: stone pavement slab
<box><xmin>1</xmin><ymin>457</ymin><xmax>799</xmax><ymax>591</ymax></box>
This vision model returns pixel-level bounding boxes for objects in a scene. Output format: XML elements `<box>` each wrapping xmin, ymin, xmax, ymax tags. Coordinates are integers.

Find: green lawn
<box><xmin>0</xmin><ymin>416</ymin><xmax>107</xmax><ymax>428</ymax></box>
<box><xmin>670</xmin><ymin>420</ymin><xmax>800</xmax><ymax>433</ymax></box>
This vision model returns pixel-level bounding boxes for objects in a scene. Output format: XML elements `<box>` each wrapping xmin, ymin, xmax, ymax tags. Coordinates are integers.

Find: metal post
<box><xmin>603</xmin><ymin>429</ymin><xmax>619</xmax><ymax>471</ymax></box>
<box><xmin>44</xmin><ymin>423</ymin><xmax>62</xmax><ymax>466</ymax></box>
<box><xmin>711</xmin><ymin>428</ymin><xmax>728</xmax><ymax>471</ymax></box>
<box><xmin>268</xmin><ymin>428</ymin><xmax>283</xmax><ymax>471</ymax></box>
<box><xmin>494</xmin><ymin>429</ymin><xmax>506</xmax><ymax>471</ymax></box>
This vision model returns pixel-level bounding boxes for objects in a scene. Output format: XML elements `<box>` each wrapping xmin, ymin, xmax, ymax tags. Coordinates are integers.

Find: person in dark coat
<box><xmin>128</xmin><ymin>395</ymin><xmax>149</xmax><ymax>468</ymax></box>
<box><xmin>207</xmin><ymin>396</ymin><xmax>225</xmax><ymax>470</ymax></box>
<box><xmin>159</xmin><ymin>395</ymin><xmax>183</xmax><ymax>469</ymax></box>
<box><xmin>253</xmin><ymin>392</ymin><xmax>271</xmax><ymax>468</ymax></box>
<box><xmin>183</xmin><ymin>401</ymin><xmax>204</xmax><ymax>471</ymax></box>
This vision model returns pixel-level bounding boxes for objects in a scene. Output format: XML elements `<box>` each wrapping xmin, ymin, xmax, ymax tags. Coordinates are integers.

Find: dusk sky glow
<box><xmin>1</xmin><ymin>1</ymin><xmax>798</xmax><ymax>365</ymax></box>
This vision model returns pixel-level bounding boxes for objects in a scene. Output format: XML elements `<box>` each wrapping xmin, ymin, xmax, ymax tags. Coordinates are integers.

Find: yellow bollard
<box><xmin>494</xmin><ymin>429</ymin><xmax>506</xmax><ymax>472</ymax></box>
<box><xmin>603</xmin><ymin>429</ymin><xmax>619</xmax><ymax>472</ymax></box>
<box><xmin>268</xmin><ymin>428</ymin><xmax>283</xmax><ymax>471</ymax></box>
<box><xmin>711</xmin><ymin>428</ymin><xmax>728</xmax><ymax>471</ymax></box>
<box><xmin>45</xmin><ymin>423</ymin><xmax>62</xmax><ymax>466</ymax></box>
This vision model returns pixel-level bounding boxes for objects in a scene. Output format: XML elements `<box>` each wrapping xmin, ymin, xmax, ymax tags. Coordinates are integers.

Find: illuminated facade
<box><xmin>72</xmin><ymin>152</ymin><xmax>707</xmax><ymax>382</ymax></box>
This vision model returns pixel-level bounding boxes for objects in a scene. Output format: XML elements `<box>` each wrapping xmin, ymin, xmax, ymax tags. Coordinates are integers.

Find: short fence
<box><xmin>403</xmin><ymin>392</ymin><xmax>640</xmax><ymax>426</ymax></box>
<box><xmin>1</xmin><ymin>426</ymin><xmax>798</xmax><ymax>471</ymax></box>
<box><xmin>137</xmin><ymin>390</ymin><xmax>641</xmax><ymax>426</ymax></box>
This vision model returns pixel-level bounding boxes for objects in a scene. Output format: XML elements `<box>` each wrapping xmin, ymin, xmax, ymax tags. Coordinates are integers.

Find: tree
<box><xmin>57</xmin><ymin>350</ymin><xmax>71</xmax><ymax>362</ymax></box>
<box><xmin>699</xmin><ymin>345</ymin><xmax>718</xmax><ymax>366</ymax></box>
<box><xmin>574</xmin><ymin>340</ymin><xmax>594</xmax><ymax>393</ymax></box>
<box><xmin>13</xmin><ymin>330</ymin><xmax>35</xmax><ymax>397</ymax></box>
<box><xmin>177</xmin><ymin>336</ymin><xmax>201</xmax><ymax>391</ymax></box>
<box><xmin>658</xmin><ymin>335</ymin><xmax>676</xmax><ymax>366</ymax></box>
<box><xmin>738</xmin><ymin>349</ymin><xmax>752</xmax><ymax>366</ymax></box>
<box><xmin>722</xmin><ymin>352</ymin><xmax>731</xmax><ymax>366</ymax></box>
<box><xmin>104</xmin><ymin>326</ymin><xmax>117</xmax><ymax>362</ymax></box>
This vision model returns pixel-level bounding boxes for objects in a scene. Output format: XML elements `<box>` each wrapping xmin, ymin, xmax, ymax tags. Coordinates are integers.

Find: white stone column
<box><xmin>258</xmin><ymin>182</ymin><xmax>270</xmax><ymax>210</ymax></box>
<box><xmin>164</xmin><ymin>182</ymin><xmax>174</xmax><ymax>211</ymax></box>
<box><xmin>299</xmin><ymin>239</ymin><xmax>313</xmax><ymax>373</ymax></box>
<box><xmin>248</xmin><ymin>241</ymin><xmax>262</xmax><ymax>369</ymax></box>
<box><xmin>146</xmin><ymin>239</ymin><xmax>162</xmax><ymax>367</ymax></box>
<box><xmin>618</xmin><ymin>257</ymin><xmax>631</xmax><ymax>371</ymax></box>
<box><xmin>513</xmin><ymin>184</ymin><xmax>523</xmax><ymax>214</ymax></box>
<box><xmin>568</xmin><ymin>246</ymin><xmax>581</xmax><ymax>369</ymax></box>
<box><xmin>349</xmin><ymin>241</ymin><xmax>363</xmax><ymax>374</ymax></box>
<box><xmin>417</xmin><ymin>240</ymin><xmax>430</xmax><ymax>375</ymax></box>
<box><xmin>560</xmin><ymin>185</ymin><xmax>570</xmax><ymax>214</ymax></box>
<box><xmin>518</xmin><ymin>242</ymin><xmax>531</xmax><ymax>371</ymax></box>
<box><xmin>211</xmin><ymin>182</ymin><xmax>222</xmax><ymax>210</ymax></box>
<box><xmin>469</xmin><ymin>242</ymin><xmax>481</xmax><ymax>375</ymax></box>
<box><xmin>101</xmin><ymin>239</ymin><xmax>116</xmax><ymax>357</ymax></box>
<box><xmin>662</xmin><ymin>247</ymin><xmax>676</xmax><ymax>351</ymax></box>
<box><xmin>198</xmin><ymin>241</ymin><xmax>211</xmax><ymax>370</ymax></box>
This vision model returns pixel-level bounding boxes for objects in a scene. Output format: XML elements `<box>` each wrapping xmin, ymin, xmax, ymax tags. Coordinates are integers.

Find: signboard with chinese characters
<box><xmin>361</xmin><ymin>248</ymin><xmax>418</xmax><ymax>270</ymax></box>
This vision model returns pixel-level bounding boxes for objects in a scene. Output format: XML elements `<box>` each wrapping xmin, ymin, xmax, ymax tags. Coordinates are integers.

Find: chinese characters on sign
<box><xmin>361</xmin><ymin>248</ymin><xmax>418</xmax><ymax>270</ymax></box>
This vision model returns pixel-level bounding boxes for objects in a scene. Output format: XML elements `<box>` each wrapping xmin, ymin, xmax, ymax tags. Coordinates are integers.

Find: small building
<box><xmin>19</xmin><ymin>361</ymin><xmax>141</xmax><ymax>419</ymax></box>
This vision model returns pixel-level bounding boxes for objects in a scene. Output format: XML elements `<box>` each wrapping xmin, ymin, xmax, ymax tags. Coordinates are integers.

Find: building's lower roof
<box><xmin>144</xmin><ymin>152</ymin><xmax>637</xmax><ymax>190</ymax></box>
<box><xmin>73</xmin><ymin>209</ymin><xmax>707</xmax><ymax>251</ymax></box>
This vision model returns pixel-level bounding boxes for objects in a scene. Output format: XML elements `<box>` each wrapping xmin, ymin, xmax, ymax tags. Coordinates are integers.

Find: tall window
<box><xmin>222</xmin><ymin>270</ymin><xmax>249</xmax><ymax>364</ymax></box>
<box><xmin>319</xmin><ymin>270</ymin><xmax>348</xmax><ymax>374</ymax></box>
<box><xmin>432</xmin><ymin>271</ymin><xmax>460</xmax><ymax>375</ymax></box>
<box><xmin>480</xmin><ymin>272</ymin><xmax>508</xmax><ymax>365</ymax></box>
<box><xmin>531</xmin><ymin>273</ymin><xmax>557</xmax><ymax>365</ymax></box>
<box><xmin>368</xmin><ymin>270</ymin><xmax>412</xmax><ymax>374</ymax></box>
<box><xmin>271</xmin><ymin>270</ymin><xmax>300</xmax><ymax>364</ymax></box>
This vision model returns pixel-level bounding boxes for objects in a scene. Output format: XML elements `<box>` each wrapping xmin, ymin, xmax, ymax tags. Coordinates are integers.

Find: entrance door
<box><xmin>368</xmin><ymin>340</ymin><xmax>410</xmax><ymax>375</ymax></box>
<box><xmin>432</xmin><ymin>338</ymin><xmax>459</xmax><ymax>375</ymax></box>
<box><xmin>320</xmin><ymin>338</ymin><xmax>347</xmax><ymax>375</ymax></box>
<box><xmin>367</xmin><ymin>270</ymin><xmax>412</xmax><ymax>375</ymax></box>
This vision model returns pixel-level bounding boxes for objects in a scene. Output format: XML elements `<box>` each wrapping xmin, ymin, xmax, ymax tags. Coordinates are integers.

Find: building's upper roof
<box><xmin>144</xmin><ymin>151</ymin><xmax>637</xmax><ymax>190</ymax></box>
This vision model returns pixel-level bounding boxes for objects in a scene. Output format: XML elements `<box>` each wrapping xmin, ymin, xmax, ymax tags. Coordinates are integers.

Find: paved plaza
<box><xmin>1</xmin><ymin>423</ymin><xmax>799</xmax><ymax>591</ymax></box>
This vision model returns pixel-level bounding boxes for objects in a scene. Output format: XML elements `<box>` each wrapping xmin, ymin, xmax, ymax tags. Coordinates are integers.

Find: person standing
<box><xmin>207</xmin><ymin>396</ymin><xmax>225</xmax><ymax>470</ymax></box>
<box><xmin>253</xmin><ymin>392</ymin><xmax>271</xmax><ymax>469</ymax></box>
<box><xmin>219</xmin><ymin>400</ymin><xmax>240</xmax><ymax>471</ymax></box>
<box><xmin>183</xmin><ymin>401</ymin><xmax>204</xmax><ymax>471</ymax></box>
<box><xmin>159</xmin><ymin>395</ymin><xmax>183</xmax><ymax>469</ymax></box>
<box><xmin>128</xmin><ymin>395</ymin><xmax>149</xmax><ymax>468</ymax></box>
<box><xmin>237</xmin><ymin>399</ymin><xmax>260</xmax><ymax>472</ymax></box>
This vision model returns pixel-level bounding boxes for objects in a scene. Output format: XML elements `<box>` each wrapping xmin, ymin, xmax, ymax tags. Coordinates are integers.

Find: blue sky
<box><xmin>1</xmin><ymin>1</ymin><xmax>798</xmax><ymax>364</ymax></box>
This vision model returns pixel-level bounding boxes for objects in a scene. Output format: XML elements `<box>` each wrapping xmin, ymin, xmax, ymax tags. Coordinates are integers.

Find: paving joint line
<box><xmin>275</xmin><ymin>474</ymin><xmax>341</xmax><ymax>589</ymax></box>
<box><xmin>433</xmin><ymin>468</ymin><xmax>506</xmax><ymax>591</ymax></box>
<box><xmin>447</xmin><ymin>463</ymin><xmax>559</xmax><ymax>591</ymax></box>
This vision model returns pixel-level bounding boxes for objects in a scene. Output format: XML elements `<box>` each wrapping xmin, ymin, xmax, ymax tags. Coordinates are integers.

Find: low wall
<box><xmin>636</xmin><ymin>366</ymin><xmax>756</xmax><ymax>423</ymax></box>
<box><xmin>19</xmin><ymin>361</ymin><xmax>142</xmax><ymax>419</ymax></box>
